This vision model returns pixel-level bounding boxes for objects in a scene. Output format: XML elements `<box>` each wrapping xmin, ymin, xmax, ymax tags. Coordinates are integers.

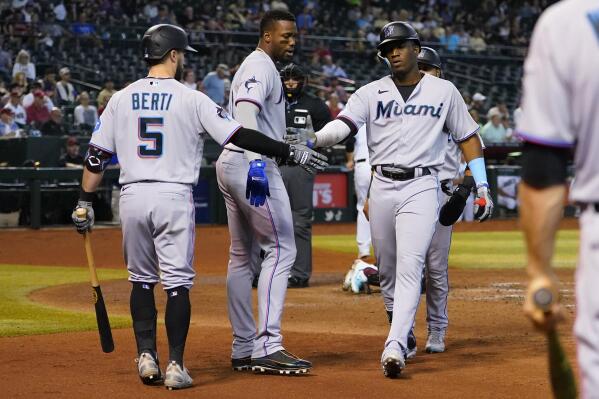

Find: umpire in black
<box><xmin>280</xmin><ymin>64</ymin><xmax>331</xmax><ymax>288</ymax></box>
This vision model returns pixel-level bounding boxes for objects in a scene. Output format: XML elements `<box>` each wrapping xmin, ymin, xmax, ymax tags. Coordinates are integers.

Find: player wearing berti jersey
<box><xmin>519</xmin><ymin>1</ymin><xmax>599</xmax><ymax>396</ymax></box>
<box><xmin>310</xmin><ymin>22</ymin><xmax>493</xmax><ymax>378</ymax></box>
<box><xmin>71</xmin><ymin>24</ymin><xmax>325</xmax><ymax>390</ymax></box>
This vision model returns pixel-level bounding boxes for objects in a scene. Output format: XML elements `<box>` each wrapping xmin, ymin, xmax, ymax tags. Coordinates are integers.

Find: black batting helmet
<box><xmin>142</xmin><ymin>24</ymin><xmax>197</xmax><ymax>61</ymax></box>
<box><xmin>417</xmin><ymin>47</ymin><xmax>442</xmax><ymax>69</ymax></box>
<box><xmin>280</xmin><ymin>63</ymin><xmax>307</xmax><ymax>100</ymax></box>
<box><xmin>377</xmin><ymin>21</ymin><xmax>420</xmax><ymax>54</ymax></box>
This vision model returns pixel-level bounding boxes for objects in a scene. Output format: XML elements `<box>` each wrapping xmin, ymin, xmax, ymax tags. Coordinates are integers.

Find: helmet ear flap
<box><xmin>377</xmin><ymin>50</ymin><xmax>391</xmax><ymax>71</ymax></box>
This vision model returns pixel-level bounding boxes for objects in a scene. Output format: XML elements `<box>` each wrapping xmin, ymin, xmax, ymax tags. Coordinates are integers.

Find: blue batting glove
<box><xmin>245</xmin><ymin>160</ymin><xmax>270</xmax><ymax>207</ymax></box>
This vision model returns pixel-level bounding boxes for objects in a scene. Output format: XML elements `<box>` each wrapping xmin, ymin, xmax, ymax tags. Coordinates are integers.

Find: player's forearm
<box><xmin>235</xmin><ymin>101</ymin><xmax>262</xmax><ymax>161</ymax></box>
<box><xmin>519</xmin><ymin>182</ymin><xmax>566</xmax><ymax>278</ymax></box>
<box><xmin>314</xmin><ymin>119</ymin><xmax>352</xmax><ymax>148</ymax></box>
<box><xmin>459</xmin><ymin>135</ymin><xmax>487</xmax><ymax>185</ymax></box>
<box><xmin>80</xmin><ymin>168</ymin><xmax>104</xmax><ymax>199</ymax></box>
<box><xmin>229</xmin><ymin>127</ymin><xmax>289</xmax><ymax>159</ymax></box>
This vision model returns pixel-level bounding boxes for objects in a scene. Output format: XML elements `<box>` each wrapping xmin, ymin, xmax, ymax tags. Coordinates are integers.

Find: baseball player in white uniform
<box><xmin>216</xmin><ymin>10</ymin><xmax>320</xmax><ymax>375</ymax></box>
<box><xmin>519</xmin><ymin>1</ymin><xmax>599</xmax><ymax>396</ymax></box>
<box><xmin>309</xmin><ymin>22</ymin><xmax>493</xmax><ymax>378</ymax></box>
<box><xmin>347</xmin><ymin>125</ymin><xmax>372</xmax><ymax>259</ymax></box>
<box><xmin>71</xmin><ymin>24</ymin><xmax>325</xmax><ymax>390</ymax></box>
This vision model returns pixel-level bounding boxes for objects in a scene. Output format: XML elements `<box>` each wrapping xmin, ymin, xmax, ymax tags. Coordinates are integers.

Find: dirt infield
<box><xmin>0</xmin><ymin>220</ymin><xmax>579</xmax><ymax>398</ymax></box>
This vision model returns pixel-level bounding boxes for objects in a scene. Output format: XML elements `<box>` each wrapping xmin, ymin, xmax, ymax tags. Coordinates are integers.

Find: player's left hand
<box><xmin>288</xmin><ymin>144</ymin><xmax>329</xmax><ymax>174</ymax></box>
<box><xmin>245</xmin><ymin>160</ymin><xmax>270</xmax><ymax>207</ymax></box>
<box><xmin>474</xmin><ymin>183</ymin><xmax>494</xmax><ymax>222</ymax></box>
<box><xmin>523</xmin><ymin>273</ymin><xmax>565</xmax><ymax>333</ymax></box>
<box><xmin>72</xmin><ymin>200</ymin><xmax>95</xmax><ymax>234</ymax></box>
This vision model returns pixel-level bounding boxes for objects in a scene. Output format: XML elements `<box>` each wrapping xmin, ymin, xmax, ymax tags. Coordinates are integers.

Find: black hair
<box><xmin>259</xmin><ymin>10</ymin><xmax>295</xmax><ymax>37</ymax></box>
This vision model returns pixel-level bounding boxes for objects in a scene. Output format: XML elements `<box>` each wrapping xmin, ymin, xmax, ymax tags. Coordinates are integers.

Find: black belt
<box><xmin>440</xmin><ymin>179</ymin><xmax>452</xmax><ymax>196</ymax></box>
<box><xmin>356</xmin><ymin>159</ymin><xmax>367</xmax><ymax>163</ymax></box>
<box><xmin>374</xmin><ymin>166</ymin><xmax>431</xmax><ymax>181</ymax></box>
<box><xmin>580</xmin><ymin>203</ymin><xmax>599</xmax><ymax>212</ymax></box>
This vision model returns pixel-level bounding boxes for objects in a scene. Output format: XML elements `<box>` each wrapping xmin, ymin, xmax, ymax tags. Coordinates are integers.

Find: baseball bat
<box><xmin>77</xmin><ymin>208</ymin><xmax>115</xmax><ymax>353</ymax></box>
<box><xmin>532</xmin><ymin>287</ymin><xmax>576</xmax><ymax>399</ymax></box>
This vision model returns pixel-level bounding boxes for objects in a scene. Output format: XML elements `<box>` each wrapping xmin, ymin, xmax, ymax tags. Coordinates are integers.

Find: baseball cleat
<box><xmin>425</xmin><ymin>331</ymin><xmax>446</xmax><ymax>353</ymax></box>
<box><xmin>251</xmin><ymin>350</ymin><xmax>311</xmax><ymax>375</ymax></box>
<box><xmin>342</xmin><ymin>266</ymin><xmax>355</xmax><ymax>291</ymax></box>
<box><xmin>135</xmin><ymin>352</ymin><xmax>163</xmax><ymax>385</ymax></box>
<box><xmin>381</xmin><ymin>347</ymin><xmax>405</xmax><ymax>379</ymax></box>
<box><xmin>405</xmin><ymin>329</ymin><xmax>417</xmax><ymax>360</ymax></box>
<box><xmin>231</xmin><ymin>356</ymin><xmax>252</xmax><ymax>371</ymax></box>
<box><xmin>164</xmin><ymin>361</ymin><xmax>192</xmax><ymax>390</ymax></box>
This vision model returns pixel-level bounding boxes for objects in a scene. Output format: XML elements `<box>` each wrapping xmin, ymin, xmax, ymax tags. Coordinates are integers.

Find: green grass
<box><xmin>313</xmin><ymin>230</ymin><xmax>579</xmax><ymax>269</ymax></box>
<box><xmin>0</xmin><ymin>264</ymin><xmax>130</xmax><ymax>337</ymax></box>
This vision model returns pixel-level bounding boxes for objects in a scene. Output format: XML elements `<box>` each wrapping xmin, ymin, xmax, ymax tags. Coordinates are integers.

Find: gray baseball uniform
<box><xmin>353</xmin><ymin>125</ymin><xmax>372</xmax><ymax>258</ymax></box>
<box><xmin>338</xmin><ymin>73</ymin><xmax>479</xmax><ymax>353</ymax></box>
<box><xmin>90</xmin><ymin>78</ymin><xmax>241</xmax><ymax>290</ymax></box>
<box><xmin>518</xmin><ymin>1</ymin><xmax>599</xmax><ymax>394</ymax></box>
<box><xmin>216</xmin><ymin>49</ymin><xmax>294</xmax><ymax>359</ymax></box>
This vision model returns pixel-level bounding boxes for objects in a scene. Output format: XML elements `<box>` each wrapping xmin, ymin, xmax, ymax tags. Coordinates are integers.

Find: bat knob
<box><xmin>533</xmin><ymin>287</ymin><xmax>554</xmax><ymax>312</ymax></box>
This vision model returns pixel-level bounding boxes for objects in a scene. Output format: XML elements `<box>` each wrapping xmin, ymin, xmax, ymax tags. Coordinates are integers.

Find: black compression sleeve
<box><xmin>228</xmin><ymin>127</ymin><xmax>290</xmax><ymax>159</ymax></box>
<box><xmin>345</xmin><ymin>136</ymin><xmax>356</xmax><ymax>153</ymax></box>
<box><xmin>521</xmin><ymin>142</ymin><xmax>569</xmax><ymax>188</ymax></box>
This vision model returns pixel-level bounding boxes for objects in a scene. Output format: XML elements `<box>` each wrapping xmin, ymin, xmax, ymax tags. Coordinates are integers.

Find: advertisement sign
<box><xmin>313</xmin><ymin>173</ymin><xmax>348</xmax><ymax>208</ymax></box>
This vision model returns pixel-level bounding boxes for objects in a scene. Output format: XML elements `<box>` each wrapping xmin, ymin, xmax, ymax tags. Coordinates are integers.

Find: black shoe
<box><xmin>287</xmin><ymin>276</ymin><xmax>309</xmax><ymax>288</ymax></box>
<box><xmin>231</xmin><ymin>356</ymin><xmax>252</xmax><ymax>371</ymax></box>
<box><xmin>405</xmin><ymin>329</ymin><xmax>417</xmax><ymax>359</ymax></box>
<box><xmin>251</xmin><ymin>350</ymin><xmax>312</xmax><ymax>374</ymax></box>
<box><xmin>252</xmin><ymin>275</ymin><xmax>259</xmax><ymax>289</ymax></box>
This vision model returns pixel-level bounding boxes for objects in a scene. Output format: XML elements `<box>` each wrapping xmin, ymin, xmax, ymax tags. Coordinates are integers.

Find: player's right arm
<box><xmin>312</xmin><ymin>88</ymin><xmax>368</xmax><ymax>148</ymax></box>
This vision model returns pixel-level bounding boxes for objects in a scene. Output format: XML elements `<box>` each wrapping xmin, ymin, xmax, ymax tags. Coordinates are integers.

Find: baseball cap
<box><xmin>487</xmin><ymin>108</ymin><xmax>501</xmax><ymax>118</ymax></box>
<box><xmin>217</xmin><ymin>64</ymin><xmax>230</xmax><ymax>76</ymax></box>
<box><xmin>59</xmin><ymin>67</ymin><xmax>70</xmax><ymax>76</ymax></box>
<box><xmin>472</xmin><ymin>92</ymin><xmax>486</xmax><ymax>102</ymax></box>
<box><xmin>0</xmin><ymin>108</ymin><xmax>14</xmax><ymax>116</ymax></box>
<box><xmin>67</xmin><ymin>136</ymin><xmax>79</xmax><ymax>146</ymax></box>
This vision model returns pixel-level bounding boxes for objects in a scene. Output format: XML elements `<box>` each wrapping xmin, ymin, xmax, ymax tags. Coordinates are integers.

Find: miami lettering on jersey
<box><xmin>375</xmin><ymin>100</ymin><xmax>444</xmax><ymax>120</ymax></box>
<box><xmin>131</xmin><ymin>92</ymin><xmax>173</xmax><ymax>111</ymax></box>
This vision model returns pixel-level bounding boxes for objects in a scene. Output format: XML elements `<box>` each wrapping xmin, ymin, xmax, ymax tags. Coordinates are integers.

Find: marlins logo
<box><xmin>384</xmin><ymin>24</ymin><xmax>395</xmax><ymax>38</ymax></box>
<box><xmin>244</xmin><ymin>76</ymin><xmax>261</xmax><ymax>93</ymax></box>
<box><xmin>216</xmin><ymin>106</ymin><xmax>232</xmax><ymax>121</ymax></box>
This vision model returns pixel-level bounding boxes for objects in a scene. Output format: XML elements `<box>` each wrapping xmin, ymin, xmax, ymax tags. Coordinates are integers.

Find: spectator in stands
<box><xmin>55</xmin><ymin>67</ymin><xmax>76</xmax><ymax>105</ymax></box>
<box><xmin>200</xmin><ymin>64</ymin><xmax>229</xmax><ymax>105</ymax></box>
<box><xmin>480</xmin><ymin>108</ymin><xmax>507</xmax><ymax>143</ymax></box>
<box><xmin>40</xmin><ymin>14</ymin><xmax>68</xmax><ymax>50</ymax></box>
<box><xmin>57</xmin><ymin>136</ymin><xmax>84</xmax><ymax>167</ymax></box>
<box><xmin>11</xmin><ymin>71</ymin><xmax>27</xmax><ymax>93</ymax></box>
<box><xmin>326</xmin><ymin>93</ymin><xmax>344</xmax><ymax>119</ymax></box>
<box><xmin>440</xmin><ymin>26</ymin><xmax>460</xmax><ymax>52</ymax></box>
<box><xmin>182</xmin><ymin>69</ymin><xmax>198</xmax><ymax>90</ymax></box>
<box><xmin>42</xmin><ymin>68</ymin><xmax>57</xmax><ymax>101</ymax></box>
<box><xmin>487</xmin><ymin>101</ymin><xmax>510</xmax><ymax>120</ymax></box>
<box><xmin>328</xmin><ymin>76</ymin><xmax>348</xmax><ymax>103</ymax></box>
<box><xmin>143</xmin><ymin>1</ymin><xmax>159</xmax><ymax>21</ymax></box>
<box><xmin>97</xmin><ymin>79</ymin><xmax>115</xmax><ymax>109</ymax></box>
<box><xmin>297</xmin><ymin>6</ymin><xmax>315</xmax><ymax>32</ymax></box>
<box><xmin>271</xmin><ymin>1</ymin><xmax>289</xmax><ymax>11</ymax></box>
<box><xmin>469</xmin><ymin>92</ymin><xmax>487</xmax><ymax>116</ymax></box>
<box><xmin>0</xmin><ymin>108</ymin><xmax>19</xmax><ymax>138</ymax></box>
<box><xmin>0</xmin><ymin>36</ymin><xmax>12</xmax><ymax>83</ymax></box>
<box><xmin>41</xmin><ymin>107</ymin><xmax>66</xmax><ymax>136</ymax></box>
<box><xmin>71</xmin><ymin>12</ymin><xmax>102</xmax><ymax>49</ymax></box>
<box><xmin>53</xmin><ymin>1</ymin><xmax>67</xmax><ymax>21</ymax></box>
<box><xmin>470</xmin><ymin>30</ymin><xmax>487</xmax><ymax>53</ymax></box>
<box><xmin>4</xmin><ymin>87</ymin><xmax>26</xmax><ymax>127</ymax></box>
<box><xmin>73</xmin><ymin>91</ymin><xmax>98</xmax><ymax>132</ymax></box>
<box><xmin>152</xmin><ymin>5</ymin><xmax>175</xmax><ymax>25</ymax></box>
<box><xmin>12</xmin><ymin>49</ymin><xmax>35</xmax><ymax>81</ymax></box>
<box><xmin>502</xmin><ymin>115</ymin><xmax>514</xmax><ymax>142</ymax></box>
<box><xmin>98</xmin><ymin>93</ymin><xmax>110</xmax><ymax>116</ymax></box>
<box><xmin>26</xmin><ymin>90</ymin><xmax>50</xmax><ymax>127</ymax></box>
<box><xmin>178</xmin><ymin>6</ymin><xmax>196</xmax><ymax>28</ymax></box>
<box><xmin>321</xmin><ymin>55</ymin><xmax>348</xmax><ymax>78</ymax></box>
<box><xmin>23</xmin><ymin>81</ymin><xmax>54</xmax><ymax>112</ymax></box>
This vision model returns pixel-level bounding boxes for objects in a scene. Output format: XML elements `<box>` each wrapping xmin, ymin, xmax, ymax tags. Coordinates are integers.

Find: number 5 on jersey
<box><xmin>138</xmin><ymin>117</ymin><xmax>163</xmax><ymax>157</ymax></box>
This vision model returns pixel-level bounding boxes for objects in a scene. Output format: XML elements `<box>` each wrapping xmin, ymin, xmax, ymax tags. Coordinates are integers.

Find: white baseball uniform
<box><xmin>517</xmin><ymin>1</ymin><xmax>599</xmax><ymax>395</ymax></box>
<box><xmin>338</xmin><ymin>73</ymin><xmax>479</xmax><ymax>353</ymax></box>
<box><xmin>216</xmin><ymin>49</ymin><xmax>296</xmax><ymax>360</ymax></box>
<box><xmin>353</xmin><ymin>125</ymin><xmax>372</xmax><ymax>258</ymax></box>
<box><xmin>90</xmin><ymin>77</ymin><xmax>241</xmax><ymax>290</ymax></box>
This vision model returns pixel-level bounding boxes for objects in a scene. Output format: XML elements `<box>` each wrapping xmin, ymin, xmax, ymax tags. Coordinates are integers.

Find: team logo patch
<box><xmin>244</xmin><ymin>76</ymin><xmax>261</xmax><ymax>93</ymax></box>
<box><xmin>93</xmin><ymin>119</ymin><xmax>101</xmax><ymax>133</ymax></box>
<box><xmin>384</xmin><ymin>25</ymin><xmax>395</xmax><ymax>38</ymax></box>
<box><xmin>216</xmin><ymin>106</ymin><xmax>231</xmax><ymax>121</ymax></box>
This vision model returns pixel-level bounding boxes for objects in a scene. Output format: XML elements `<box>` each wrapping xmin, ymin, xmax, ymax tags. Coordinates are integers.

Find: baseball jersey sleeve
<box><xmin>516</xmin><ymin>13</ymin><xmax>575</xmax><ymax>147</ymax></box>
<box><xmin>232</xmin><ymin>66</ymin><xmax>272</xmax><ymax>113</ymax></box>
<box><xmin>337</xmin><ymin>87</ymin><xmax>368</xmax><ymax>132</ymax></box>
<box><xmin>445</xmin><ymin>84</ymin><xmax>480</xmax><ymax>142</ymax></box>
<box><xmin>196</xmin><ymin>93</ymin><xmax>242</xmax><ymax>146</ymax></box>
<box><xmin>89</xmin><ymin>93</ymin><xmax>117</xmax><ymax>154</ymax></box>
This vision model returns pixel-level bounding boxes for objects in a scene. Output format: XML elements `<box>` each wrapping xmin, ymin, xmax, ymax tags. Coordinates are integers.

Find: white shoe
<box><xmin>342</xmin><ymin>266</ymin><xmax>355</xmax><ymax>291</ymax></box>
<box><xmin>350</xmin><ymin>259</ymin><xmax>375</xmax><ymax>293</ymax></box>
<box><xmin>425</xmin><ymin>331</ymin><xmax>446</xmax><ymax>353</ymax></box>
<box><xmin>164</xmin><ymin>361</ymin><xmax>193</xmax><ymax>390</ymax></box>
<box><xmin>381</xmin><ymin>347</ymin><xmax>405</xmax><ymax>378</ymax></box>
<box><xmin>135</xmin><ymin>352</ymin><xmax>162</xmax><ymax>385</ymax></box>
